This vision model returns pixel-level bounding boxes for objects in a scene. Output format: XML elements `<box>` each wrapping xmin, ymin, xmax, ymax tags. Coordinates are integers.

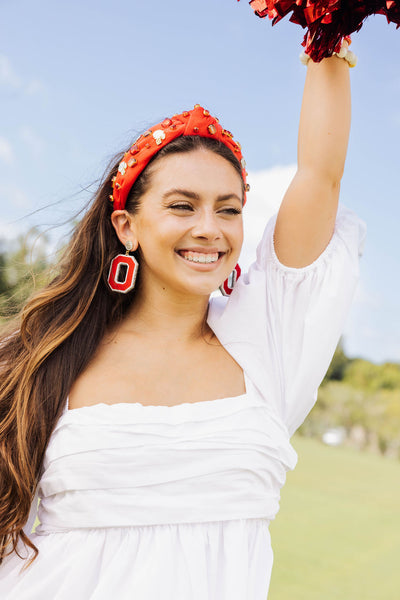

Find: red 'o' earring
<box><xmin>108</xmin><ymin>241</ymin><xmax>139</xmax><ymax>293</ymax></box>
<box><xmin>219</xmin><ymin>263</ymin><xmax>241</xmax><ymax>297</ymax></box>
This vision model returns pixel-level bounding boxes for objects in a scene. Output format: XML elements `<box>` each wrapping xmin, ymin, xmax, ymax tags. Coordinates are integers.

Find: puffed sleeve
<box><xmin>208</xmin><ymin>203</ymin><xmax>366</xmax><ymax>437</ymax></box>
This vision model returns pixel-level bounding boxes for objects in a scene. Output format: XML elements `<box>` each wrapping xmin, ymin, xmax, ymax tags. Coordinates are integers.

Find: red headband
<box><xmin>109</xmin><ymin>104</ymin><xmax>249</xmax><ymax>211</ymax></box>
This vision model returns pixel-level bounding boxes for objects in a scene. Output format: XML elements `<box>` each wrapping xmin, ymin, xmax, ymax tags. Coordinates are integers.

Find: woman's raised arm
<box><xmin>274</xmin><ymin>52</ymin><xmax>352</xmax><ymax>268</ymax></box>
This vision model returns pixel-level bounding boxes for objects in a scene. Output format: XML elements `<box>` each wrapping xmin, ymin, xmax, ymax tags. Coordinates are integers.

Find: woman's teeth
<box><xmin>180</xmin><ymin>251</ymin><xmax>219</xmax><ymax>264</ymax></box>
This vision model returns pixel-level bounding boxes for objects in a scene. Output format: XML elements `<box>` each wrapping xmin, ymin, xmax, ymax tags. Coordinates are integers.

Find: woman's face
<box><xmin>127</xmin><ymin>148</ymin><xmax>244</xmax><ymax>299</ymax></box>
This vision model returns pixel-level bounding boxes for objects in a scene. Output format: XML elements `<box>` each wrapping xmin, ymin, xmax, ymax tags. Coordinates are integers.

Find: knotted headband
<box><xmin>110</xmin><ymin>104</ymin><xmax>249</xmax><ymax>211</ymax></box>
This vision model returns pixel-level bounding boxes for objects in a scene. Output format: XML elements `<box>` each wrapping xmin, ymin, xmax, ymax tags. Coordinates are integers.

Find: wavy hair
<box><xmin>0</xmin><ymin>134</ymin><xmax>245</xmax><ymax>569</ymax></box>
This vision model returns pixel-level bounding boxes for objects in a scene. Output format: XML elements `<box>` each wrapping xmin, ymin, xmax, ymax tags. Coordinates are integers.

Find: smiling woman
<box><xmin>0</xmin><ymin>98</ymin><xmax>365</xmax><ymax>599</ymax></box>
<box><xmin>111</xmin><ymin>147</ymin><xmax>244</xmax><ymax>300</ymax></box>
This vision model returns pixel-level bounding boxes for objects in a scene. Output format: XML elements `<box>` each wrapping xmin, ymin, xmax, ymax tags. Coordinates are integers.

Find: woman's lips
<box><xmin>175</xmin><ymin>249</ymin><xmax>225</xmax><ymax>269</ymax></box>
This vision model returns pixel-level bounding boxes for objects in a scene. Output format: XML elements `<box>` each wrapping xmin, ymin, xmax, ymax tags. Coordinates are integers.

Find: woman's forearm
<box><xmin>274</xmin><ymin>52</ymin><xmax>353</xmax><ymax>267</ymax></box>
<box><xmin>298</xmin><ymin>55</ymin><xmax>351</xmax><ymax>183</ymax></box>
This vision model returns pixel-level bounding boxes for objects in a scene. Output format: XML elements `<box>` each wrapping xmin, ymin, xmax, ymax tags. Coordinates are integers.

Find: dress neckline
<box><xmin>65</xmin><ymin>370</ymin><xmax>251</xmax><ymax>414</ymax></box>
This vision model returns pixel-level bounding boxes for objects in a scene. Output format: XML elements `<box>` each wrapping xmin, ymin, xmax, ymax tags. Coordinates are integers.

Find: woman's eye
<box><xmin>221</xmin><ymin>208</ymin><xmax>242</xmax><ymax>215</ymax></box>
<box><xmin>169</xmin><ymin>204</ymin><xmax>241</xmax><ymax>215</ymax></box>
<box><xmin>170</xmin><ymin>204</ymin><xmax>193</xmax><ymax>211</ymax></box>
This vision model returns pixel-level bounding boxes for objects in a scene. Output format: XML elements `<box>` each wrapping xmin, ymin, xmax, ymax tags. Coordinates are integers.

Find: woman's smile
<box><xmin>175</xmin><ymin>248</ymin><xmax>226</xmax><ymax>269</ymax></box>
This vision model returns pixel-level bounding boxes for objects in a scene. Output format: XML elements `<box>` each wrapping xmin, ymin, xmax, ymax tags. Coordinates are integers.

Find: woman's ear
<box><xmin>110</xmin><ymin>210</ymin><xmax>139</xmax><ymax>251</ymax></box>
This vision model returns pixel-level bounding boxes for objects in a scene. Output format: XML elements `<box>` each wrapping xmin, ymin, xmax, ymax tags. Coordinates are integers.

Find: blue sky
<box><xmin>1</xmin><ymin>0</ymin><xmax>399</xmax><ymax>363</ymax></box>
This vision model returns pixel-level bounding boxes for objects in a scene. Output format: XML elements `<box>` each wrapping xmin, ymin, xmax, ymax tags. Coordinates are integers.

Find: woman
<box><xmin>0</xmin><ymin>39</ymin><xmax>365</xmax><ymax>599</ymax></box>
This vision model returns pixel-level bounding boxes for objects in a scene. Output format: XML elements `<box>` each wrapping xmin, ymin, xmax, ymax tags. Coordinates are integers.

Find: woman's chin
<box><xmin>172</xmin><ymin>275</ymin><xmax>223</xmax><ymax>298</ymax></box>
<box><xmin>183</xmin><ymin>282</ymin><xmax>220</xmax><ymax>298</ymax></box>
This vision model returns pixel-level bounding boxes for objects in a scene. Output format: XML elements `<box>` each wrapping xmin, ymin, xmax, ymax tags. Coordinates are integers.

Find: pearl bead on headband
<box><xmin>110</xmin><ymin>104</ymin><xmax>250</xmax><ymax>211</ymax></box>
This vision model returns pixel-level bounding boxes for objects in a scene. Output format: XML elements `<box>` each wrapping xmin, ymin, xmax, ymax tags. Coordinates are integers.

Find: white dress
<box><xmin>0</xmin><ymin>205</ymin><xmax>366</xmax><ymax>600</ymax></box>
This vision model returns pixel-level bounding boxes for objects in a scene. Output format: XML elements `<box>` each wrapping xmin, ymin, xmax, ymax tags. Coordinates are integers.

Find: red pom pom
<box><xmin>245</xmin><ymin>1</ymin><xmax>400</xmax><ymax>62</ymax></box>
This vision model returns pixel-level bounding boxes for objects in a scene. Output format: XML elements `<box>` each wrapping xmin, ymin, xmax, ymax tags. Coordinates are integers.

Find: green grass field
<box><xmin>268</xmin><ymin>435</ymin><xmax>400</xmax><ymax>600</ymax></box>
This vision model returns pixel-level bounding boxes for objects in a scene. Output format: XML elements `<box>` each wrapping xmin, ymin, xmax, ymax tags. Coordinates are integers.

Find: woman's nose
<box><xmin>191</xmin><ymin>209</ymin><xmax>221</xmax><ymax>239</ymax></box>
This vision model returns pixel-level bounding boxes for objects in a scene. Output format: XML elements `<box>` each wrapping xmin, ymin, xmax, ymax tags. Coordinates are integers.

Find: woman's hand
<box><xmin>274</xmin><ymin>49</ymin><xmax>351</xmax><ymax>267</ymax></box>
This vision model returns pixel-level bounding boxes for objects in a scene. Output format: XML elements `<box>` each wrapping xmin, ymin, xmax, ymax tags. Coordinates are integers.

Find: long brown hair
<box><xmin>0</xmin><ymin>134</ymin><xmax>245</xmax><ymax>569</ymax></box>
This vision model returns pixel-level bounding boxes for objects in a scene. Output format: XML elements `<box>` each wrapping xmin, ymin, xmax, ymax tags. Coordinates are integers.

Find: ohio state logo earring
<box><xmin>108</xmin><ymin>241</ymin><xmax>139</xmax><ymax>293</ymax></box>
<box><xmin>219</xmin><ymin>263</ymin><xmax>241</xmax><ymax>296</ymax></box>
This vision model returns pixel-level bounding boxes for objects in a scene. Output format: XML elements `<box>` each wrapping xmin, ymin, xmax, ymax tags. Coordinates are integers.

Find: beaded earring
<box><xmin>107</xmin><ymin>240</ymin><xmax>139</xmax><ymax>293</ymax></box>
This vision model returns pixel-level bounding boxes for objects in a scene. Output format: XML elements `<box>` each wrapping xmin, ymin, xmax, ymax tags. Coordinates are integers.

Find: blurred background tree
<box><xmin>299</xmin><ymin>339</ymin><xmax>400</xmax><ymax>460</ymax></box>
<box><xmin>0</xmin><ymin>228</ymin><xmax>52</xmax><ymax>322</ymax></box>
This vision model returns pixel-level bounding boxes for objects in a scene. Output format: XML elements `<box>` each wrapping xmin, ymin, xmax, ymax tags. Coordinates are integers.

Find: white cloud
<box><xmin>0</xmin><ymin>222</ymin><xmax>20</xmax><ymax>242</ymax></box>
<box><xmin>0</xmin><ymin>54</ymin><xmax>21</xmax><ymax>88</ymax></box>
<box><xmin>0</xmin><ymin>184</ymin><xmax>31</xmax><ymax>210</ymax></box>
<box><xmin>19</xmin><ymin>126</ymin><xmax>45</xmax><ymax>157</ymax></box>
<box><xmin>0</xmin><ymin>137</ymin><xmax>14</xmax><ymax>165</ymax></box>
<box><xmin>239</xmin><ymin>164</ymin><xmax>297</xmax><ymax>269</ymax></box>
<box><xmin>0</xmin><ymin>53</ymin><xmax>46</xmax><ymax>96</ymax></box>
<box><xmin>25</xmin><ymin>79</ymin><xmax>46</xmax><ymax>96</ymax></box>
<box><xmin>340</xmin><ymin>275</ymin><xmax>400</xmax><ymax>363</ymax></box>
<box><xmin>352</xmin><ymin>279</ymin><xmax>382</xmax><ymax>310</ymax></box>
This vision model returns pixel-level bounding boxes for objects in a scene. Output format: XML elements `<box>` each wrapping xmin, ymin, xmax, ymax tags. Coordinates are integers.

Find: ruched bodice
<box><xmin>35</xmin><ymin>373</ymin><xmax>298</xmax><ymax>535</ymax></box>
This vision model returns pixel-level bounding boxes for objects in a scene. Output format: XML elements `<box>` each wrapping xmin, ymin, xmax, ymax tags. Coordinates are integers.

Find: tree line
<box><xmin>298</xmin><ymin>343</ymin><xmax>400</xmax><ymax>460</ymax></box>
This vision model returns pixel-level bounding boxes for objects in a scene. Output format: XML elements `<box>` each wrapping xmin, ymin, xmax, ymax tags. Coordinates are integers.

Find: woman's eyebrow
<box><xmin>162</xmin><ymin>188</ymin><xmax>242</xmax><ymax>203</ymax></box>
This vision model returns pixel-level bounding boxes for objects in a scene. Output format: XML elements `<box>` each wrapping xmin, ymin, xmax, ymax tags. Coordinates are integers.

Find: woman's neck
<box><xmin>117</xmin><ymin>285</ymin><xmax>213</xmax><ymax>344</ymax></box>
